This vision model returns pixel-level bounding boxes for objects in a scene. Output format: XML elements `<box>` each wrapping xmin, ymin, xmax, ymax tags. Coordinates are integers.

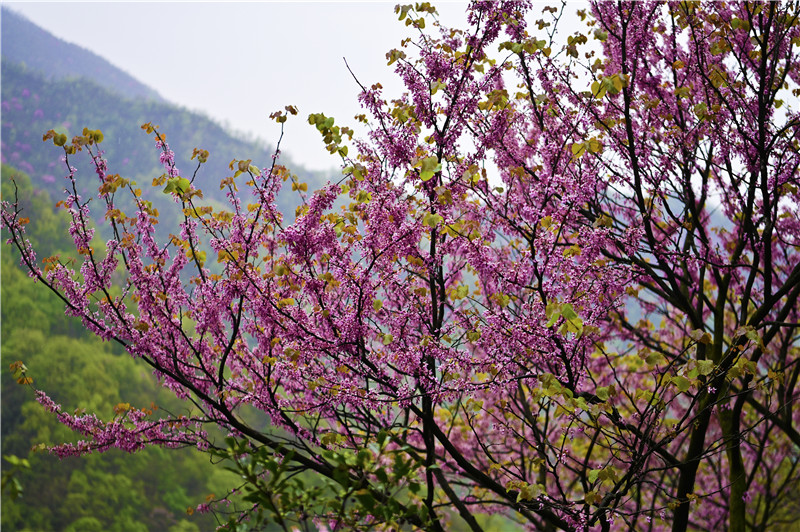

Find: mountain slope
<box><xmin>1</xmin><ymin>8</ymin><xmax>164</xmax><ymax>102</ymax></box>
<box><xmin>1</xmin><ymin>59</ymin><xmax>327</xmax><ymax>231</ymax></box>
<box><xmin>1</xmin><ymin>8</ymin><xmax>330</xmax><ymax>220</ymax></box>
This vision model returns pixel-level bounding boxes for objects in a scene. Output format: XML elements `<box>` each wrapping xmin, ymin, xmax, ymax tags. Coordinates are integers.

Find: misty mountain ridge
<box><xmin>1</xmin><ymin>7</ymin><xmax>164</xmax><ymax>102</ymax></box>
<box><xmin>1</xmin><ymin>8</ymin><xmax>330</xmax><ymax>224</ymax></box>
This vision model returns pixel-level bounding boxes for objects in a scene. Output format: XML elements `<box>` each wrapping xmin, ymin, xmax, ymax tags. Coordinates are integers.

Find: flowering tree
<box><xmin>3</xmin><ymin>1</ymin><xmax>800</xmax><ymax>530</ymax></box>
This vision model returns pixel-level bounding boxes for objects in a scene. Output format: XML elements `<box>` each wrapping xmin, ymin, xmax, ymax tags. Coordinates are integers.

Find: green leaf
<box><xmin>709</xmin><ymin>68</ymin><xmax>727</xmax><ymax>88</ymax></box>
<box><xmin>585</xmin><ymin>489</ymin><xmax>602</xmax><ymax>505</ymax></box>
<box><xmin>376</xmin><ymin>467</ymin><xmax>389</xmax><ymax>483</ymax></box>
<box><xmin>355</xmin><ymin>489</ymin><xmax>376</xmax><ymax>511</ymax></box>
<box><xmin>645</xmin><ymin>352</ymin><xmax>664</xmax><ymax>365</ymax></box>
<box><xmin>176</xmin><ymin>178</ymin><xmax>191</xmax><ymax>195</ymax></box>
<box><xmin>453</xmin><ymin>285</ymin><xmax>469</xmax><ymax>300</ymax></box>
<box><xmin>745</xmin><ymin>328</ymin><xmax>766</xmax><ymax>349</ymax></box>
<box><xmin>356</xmin><ymin>449</ymin><xmax>372</xmax><ymax>468</ymax></box>
<box><xmin>418</xmin><ymin>156</ymin><xmax>441</xmax><ymax>181</ymax></box>
<box><xmin>591</xmin><ymin>80</ymin><xmax>608</xmax><ymax>99</ymax></box>
<box><xmin>423</xmin><ymin>213</ymin><xmax>444</xmax><ymax>228</ymax></box>
<box><xmin>571</xmin><ymin>142</ymin><xmax>587</xmax><ymax>158</ymax></box>
<box><xmin>397</xmin><ymin>4</ymin><xmax>411</xmax><ymax>21</ymax></box>
<box><xmin>377</xmin><ymin>429</ymin><xmax>388</xmax><ymax>447</ymax></box>
<box><xmin>419</xmin><ymin>169</ymin><xmax>434</xmax><ymax>181</ymax></box>
<box><xmin>516</xmin><ymin>482</ymin><xmax>543</xmax><ymax>501</ymax></box>
<box><xmin>696</xmin><ymin>359</ymin><xmax>714</xmax><ymax>376</ymax></box>
<box><xmin>689</xmin><ymin>329</ymin><xmax>712</xmax><ymax>345</ymax></box>
<box><xmin>496</xmin><ymin>293</ymin><xmax>511</xmax><ymax>307</ymax></box>
<box><xmin>163</xmin><ymin>176</ymin><xmax>191</xmax><ymax>195</ymax></box>
<box><xmin>731</xmin><ymin>18</ymin><xmax>750</xmax><ymax>31</ymax></box>
<box><xmin>561</xmin><ymin>303</ymin><xmax>579</xmax><ymax>321</ymax></box>
<box><xmin>545</xmin><ymin>304</ymin><xmax>561</xmax><ymax>328</ymax></box>
<box><xmin>693</xmin><ymin>102</ymin><xmax>708</xmax><ymax>117</ymax></box>
<box><xmin>610</xmin><ymin>74</ymin><xmax>624</xmax><ymax>93</ymax></box>
<box><xmin>673</xmin><ymin>375</ymin><xmax>691</xmax><ymax>393</ymax></box>
<box><xmin>709</xmin><ymin>39</ymin><xmax>729</xmax><ymax>55</ymax></box>
<box><xmin>321</xmin><ymin>433</ymin><xmax>342</xmax><ymax>446</ymax></box>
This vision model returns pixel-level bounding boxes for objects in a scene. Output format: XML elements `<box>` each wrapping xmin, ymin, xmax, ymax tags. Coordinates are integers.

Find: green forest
<box><xmin>1</xmin><ymin>165</ymin><xmax>239</xmax><ymax>531</ymax></box>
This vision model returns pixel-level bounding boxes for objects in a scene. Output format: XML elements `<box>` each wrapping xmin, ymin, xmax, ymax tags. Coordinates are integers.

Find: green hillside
<box><xmin>1</xmin><ymin>11</ymin><xmax>332</xmax><ymax>532</ymax></box>
<box><xmin>1</xmin><ymin>8</ymin><xmax>164</xmax><ymax>102</ymax></box>
<box><xmin>1</xmin><ymin>60</ymin><xmax>328</xmax><ymax>220</ymax></box>
<box><xmin>0</xmin><ymin>166</ymin><xmax>245</xmax><ymax>531</ymax></box>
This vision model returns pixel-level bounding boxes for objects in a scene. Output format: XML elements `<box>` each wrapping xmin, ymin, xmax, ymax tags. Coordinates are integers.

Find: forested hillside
<box><xmin>1</xmin><ymin>11</ymin><xmax>331</xmax><ymax>531</ymax></box>
<box><xmin>1</xmin><ymin>8</ymin><xmax>329</xmax><ymax>234</ymax></box>
<box><xmin>0</xmin><ymin>166</ymin><xmax>242</xmax><ymax>531</ymax></box>
<box><xmin>1</xmin><ymin>60</ymin><xmax>325</xmax><ymax>223</ymax></box>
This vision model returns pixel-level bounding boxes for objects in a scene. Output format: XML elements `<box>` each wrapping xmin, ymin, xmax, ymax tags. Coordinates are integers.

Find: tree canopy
<box><xmin>2</xmin><ymin>2</ymin><xmax>800</xmax><ymax>531</ymax></box>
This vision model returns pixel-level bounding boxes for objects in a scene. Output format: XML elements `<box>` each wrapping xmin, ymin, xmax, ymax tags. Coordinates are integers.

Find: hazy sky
<box><xmin>4</xmin><ymin>2</ymin><xmax>473</xmax><ymax>171</ymax></box>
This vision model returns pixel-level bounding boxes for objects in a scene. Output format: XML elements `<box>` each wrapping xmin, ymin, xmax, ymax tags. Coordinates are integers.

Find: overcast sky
<box><xmin>4</xmin><ymin>2</ymin><xmax>474</xmax><ymax>171</ymax></box>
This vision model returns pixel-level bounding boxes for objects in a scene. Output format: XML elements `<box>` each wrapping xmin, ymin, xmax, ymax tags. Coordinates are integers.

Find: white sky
<box><xmin>3</xmin><ymin>2</ymin><xmax>472</xmax><ymax>172</ymax></box>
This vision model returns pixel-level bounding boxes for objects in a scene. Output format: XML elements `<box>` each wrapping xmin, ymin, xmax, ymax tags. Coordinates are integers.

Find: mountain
<box><xmin>1</xmin><ymin>8</ymin><xmax>164</xmax><ymax>102</ymax></box>
<box><xmin>1</xmin><ymin>10</ymin><xmax>330</xmax><ymax>231</ymax></box>
<box><xmin>1</xmin><ymin>60</ymin><xmax>322</xmax><ymax>212</ymax></box>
